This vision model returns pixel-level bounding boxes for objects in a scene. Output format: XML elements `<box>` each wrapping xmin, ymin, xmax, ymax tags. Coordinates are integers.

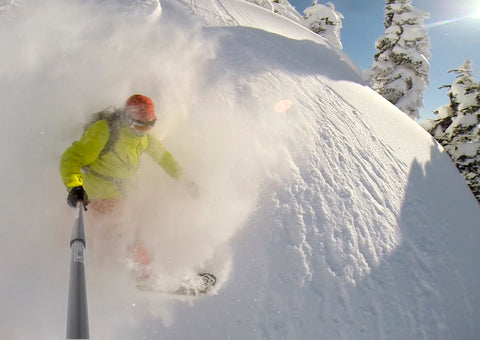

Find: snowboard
<box><xmin>133</xmin><ymin>268</ymin><xmax>217</xmax><ymax>297</ymax></box>
<box><xmin>126</xmin><ymin>243</ymin><xmax>218</xmax><ymax>296</ymax></box>
<box><xmin>170</xmin><ymin>273</ymin><xmax>217</xmax><ymax>296</ymax></box>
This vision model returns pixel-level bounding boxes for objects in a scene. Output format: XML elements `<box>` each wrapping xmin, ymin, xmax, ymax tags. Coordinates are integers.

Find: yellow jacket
<box><xmin>60</xmin><ymin>119</ymin><xmax>181</xmax><ymax>199</ymax></box>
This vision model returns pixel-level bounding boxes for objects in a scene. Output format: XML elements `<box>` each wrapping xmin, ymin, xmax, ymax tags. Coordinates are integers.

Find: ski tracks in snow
<box><xmin>274</xmin><ymin>77</ymin><xmax>408</xmax><ymax>286</ymax></box>
<box><xmin>182</xmin><ymin>0</ymin><xmax>239</xmax><ymax>26</ymax></box>
<box><xmin>229</xmin><ymin>73</ymin><xmax>412</xmax><ymax>338</ymax></box>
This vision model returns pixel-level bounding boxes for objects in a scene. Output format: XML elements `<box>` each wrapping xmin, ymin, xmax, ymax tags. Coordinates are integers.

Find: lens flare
<box><xmin>426</xmin><ymin>11</ymin><xmax>479</xmax><ymax>29</ymax></box>
<box><xmin>473</xmin><ymin>7</ymin><xmax>480</xmax><ymax>18</ymax></box>
<box><xmin>426</xmin><ymin>17</ymin><xmax>464</xmax><ymax>28</ymax></box>
<box><xmin>274</xmin><ymin>99</ymin><xmax>292</xmax><ymax>113</ymax></box>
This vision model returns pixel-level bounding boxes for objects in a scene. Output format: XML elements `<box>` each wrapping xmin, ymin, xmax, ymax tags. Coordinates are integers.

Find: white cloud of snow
<box><xmin>0</xmin><ymin>0</ymin><xmax>479</xmax><ymax>339</ymax></box>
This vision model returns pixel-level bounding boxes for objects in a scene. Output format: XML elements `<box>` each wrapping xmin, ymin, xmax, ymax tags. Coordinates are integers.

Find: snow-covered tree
<box><xmin>421</xmin><ymin>60</ymin><xmax>480</xmax><ymax>203</ymax></box>
<box><xmin>303</xmin><ymin>1</ymin><xmax>343</xmax><ymax>49</ymax></box>
<box><xmin>366</xmin><ymin>0</ymin><xmax>430</xmax><ymax>120</ymax></box>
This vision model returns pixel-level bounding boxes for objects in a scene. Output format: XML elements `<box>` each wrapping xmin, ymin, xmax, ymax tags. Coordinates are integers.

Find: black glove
<box><xmin>67</xmin><ymin>186</ymin><xmax>89</xmax><ymax>208</ymax></box>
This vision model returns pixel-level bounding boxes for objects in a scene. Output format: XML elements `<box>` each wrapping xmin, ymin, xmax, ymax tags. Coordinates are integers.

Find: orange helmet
<box><xmin>124</xmin><ymin>94</ymin><xmax>156</xmax><ymax>131</ymax></box>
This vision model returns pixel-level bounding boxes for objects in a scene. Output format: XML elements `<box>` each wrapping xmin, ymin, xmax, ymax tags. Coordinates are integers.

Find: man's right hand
<box><xmin>67</xmin><ymin>186</ymin><xmax>89</xmax><ymax>208</ymax></box>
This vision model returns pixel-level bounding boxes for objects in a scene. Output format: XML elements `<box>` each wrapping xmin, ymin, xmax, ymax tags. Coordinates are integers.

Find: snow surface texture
<box><xmin>0</xmin><ymin>0</ymin><xmax>479</xmax><ymax>339</ymax></box>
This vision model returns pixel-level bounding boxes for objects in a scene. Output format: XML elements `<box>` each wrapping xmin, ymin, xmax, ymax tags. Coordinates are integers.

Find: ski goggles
<box><xmin>127</xmin><ymin>116</ymin><xmax>156</xmax><ymax>128</ymax></box>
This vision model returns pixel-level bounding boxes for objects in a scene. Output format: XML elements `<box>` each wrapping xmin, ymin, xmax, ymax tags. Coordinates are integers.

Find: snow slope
<box><xmin>0</xmin><ymin>0</ymin><xmax>479</xmax><ymax>339</ymax></box>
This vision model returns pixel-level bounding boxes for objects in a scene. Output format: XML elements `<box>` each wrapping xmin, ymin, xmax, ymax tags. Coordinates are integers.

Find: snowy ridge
<box><xmin>0</xmin><ymin>0</ymin><xmax>479</xmax><ymax>339</ymax></box>
<box><xmin>181</xmin><ymin>0</ymin><xmax>362</xmax><ymax>82</ymax></box>
<box><xmin>184</xmin><ymin>0</ymin><xmax>325</xmax><ymax>44</ymax></box>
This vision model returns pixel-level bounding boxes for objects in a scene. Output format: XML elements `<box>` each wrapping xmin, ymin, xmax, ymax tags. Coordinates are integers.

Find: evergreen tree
<box><xmin>421</xmin><ymin>60</ymin><xmax>480</xmax><ymax>203</ymax></box>
<box><xmin>367</xmin><ymin>0</ymin><xmax>430</xmax><ymax>120</ymax></box>
<box><xmin>303</xmin><ymin>1</ymin><xmax>344</xmax><ymax>49</ymax></box>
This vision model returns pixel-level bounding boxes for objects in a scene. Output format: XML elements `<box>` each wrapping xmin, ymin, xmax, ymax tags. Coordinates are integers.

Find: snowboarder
<box><xmin>60</xmin><ymin>94</ymin><xmax>198</xmax><ymax>214</ymax></box>
<box><xmin>59</xmin><ymin>94</ymin><xmax>215</xmax><ymax>294</ymax></box>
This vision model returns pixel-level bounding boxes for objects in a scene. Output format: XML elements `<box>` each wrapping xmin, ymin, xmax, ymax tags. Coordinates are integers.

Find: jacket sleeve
<box><xmin>145</xmin><ymin>134</ymin><xmax>182</xmax><ymax>179</ymax></box>
<box><xmin>60</xmin><ymin>120</ymin><xmax>110</xmax><ymax>190</ymax></box>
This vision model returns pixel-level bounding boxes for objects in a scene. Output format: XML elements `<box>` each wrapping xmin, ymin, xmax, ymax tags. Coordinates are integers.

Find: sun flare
<box><xmin>473</xmin><ymin>5</ymin><xmax>480</xmax><ymax>18</ymax></box>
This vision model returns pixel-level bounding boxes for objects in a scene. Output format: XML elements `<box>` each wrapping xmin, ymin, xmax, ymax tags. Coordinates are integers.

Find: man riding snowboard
<box><xmin>60</xmin><ymin>94</ymin><xmax>197</xmax><ymax>213</ymax></box>
<box><xmin>60</xmin><ymin>94</ymin><xmax>199</xmax><ymax>280</ymax></box>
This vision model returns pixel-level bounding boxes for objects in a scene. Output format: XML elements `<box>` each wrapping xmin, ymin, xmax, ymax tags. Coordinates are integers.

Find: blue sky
<box><xmin>288</xmin><ymin>0</ymin><xmax>480</xmax><ymax>121</ymax></box>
